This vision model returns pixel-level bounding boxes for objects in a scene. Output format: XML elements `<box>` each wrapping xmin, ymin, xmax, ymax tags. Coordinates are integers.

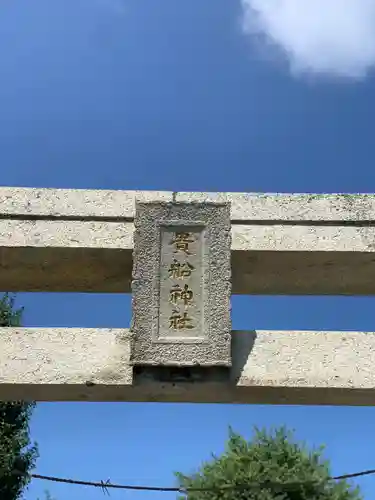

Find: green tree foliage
<box><xmin>176</xmin><ymin>426</ymin><xmax>362</xmax><ymax>500</ymax></box>
<box><xmin>0</xmin><ymin>293</ymin><xmax>38</xmax><ymax>500</ymax></box>
<box><xmin>0</xmin><ymin>293</ymin><xmax>23</xmax><ymax>327</ymax></box>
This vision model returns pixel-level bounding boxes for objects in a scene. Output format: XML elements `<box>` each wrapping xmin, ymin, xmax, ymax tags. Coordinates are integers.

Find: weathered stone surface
<box><xmin>2</xmin><ymin>219</ymin><xmax>375</xmax><ymax>252</ymax></box>
<box><xmin>0</xmin><ymin>187</ymin><xmax>173</xmax><ymax>218</ymax></box>
<box><xmin>131</xmin><ymin>202</ymin><xmax>232</xmax><ymax>367</ymax></box>
<box><xmin>2</xmin><ymin>187</ymin><xmax>375</xmax><ymax>405</ymax></box>
<box><xmin>3</xmin><ymin>186</ymin><xmax>375</xmax><ymax>222</ymax></box>
<box><xmin>1</xmin><ymin>328</ymin><xmax>375</xmax><ymax>405</ymax></box>
<box><xmin>2</xmin><ymin>188</ymin><xmax>375</xmax><ymax>295</ymax></box>
<box><xmin>0</xmin><ymin>220</ymin><xmax>133</xmax><ymax>248</ymax></box>
<box><xmin>3</xmin><ymin>220</ymin><xmax>375</xmax><ymax>294</ymax></box>
<box><xmin>176</xmin><ymin>192</ymin><xmax>375</xmax><ymax>221</ymax></box>
<box><xmin>0</xmin><ymin>328</ymin><xmax>133</xmax><ymax>385</ymax></box>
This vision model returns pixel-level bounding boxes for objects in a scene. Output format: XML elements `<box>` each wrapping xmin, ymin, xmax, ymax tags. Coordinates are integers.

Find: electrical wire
<box><xmin>10</xmin><ymin>467</ymin><xmax>375</xmax><ymax>494</ymax></box>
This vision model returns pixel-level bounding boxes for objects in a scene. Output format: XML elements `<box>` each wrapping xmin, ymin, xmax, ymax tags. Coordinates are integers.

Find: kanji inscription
<box><xmin>168</xmin><ymin>259</ymin><xmax>194</xmax><ymax>279</ymax></box>
<box><xmin>131</xmin><ymin>201</ymin><xmax>232</xmax><ymax>367</ymax></box>
<box><xmin>159</xmin><ymin>226</ymin><xmax>203</xmax><ymax>339</ymax></box>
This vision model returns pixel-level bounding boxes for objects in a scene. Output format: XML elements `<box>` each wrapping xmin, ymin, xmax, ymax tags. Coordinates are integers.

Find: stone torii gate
<box><xmin>1</xmin><ymin>187</ymin><xmax>375</xmax><ymax>405</ymax></box>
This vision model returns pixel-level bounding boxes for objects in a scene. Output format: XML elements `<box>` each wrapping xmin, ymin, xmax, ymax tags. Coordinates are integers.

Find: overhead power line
<box><xmin>11</xmin><ymin>467</ymin><xmax>375</xmax><ymax>494</ymax></box>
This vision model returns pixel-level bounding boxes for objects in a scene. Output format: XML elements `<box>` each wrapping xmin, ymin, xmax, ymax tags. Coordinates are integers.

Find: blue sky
<box><xmin>1</xmin><ymin>0</ymin><xmax>375</xmax><ymax>498</ymax></box>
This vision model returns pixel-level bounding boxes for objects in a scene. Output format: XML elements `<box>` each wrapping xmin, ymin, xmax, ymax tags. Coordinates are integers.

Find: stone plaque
<box><xmin>131</xmin><ymin>201</ymin><xmax>232</xmax><ymax>367</ymax></box>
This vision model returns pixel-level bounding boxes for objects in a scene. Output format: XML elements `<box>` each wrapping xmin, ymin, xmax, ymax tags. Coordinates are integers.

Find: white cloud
<box><xmin>241</xmin><ymin>0</ymin><xmax>375</xmax><ymax>79</ymax></box>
